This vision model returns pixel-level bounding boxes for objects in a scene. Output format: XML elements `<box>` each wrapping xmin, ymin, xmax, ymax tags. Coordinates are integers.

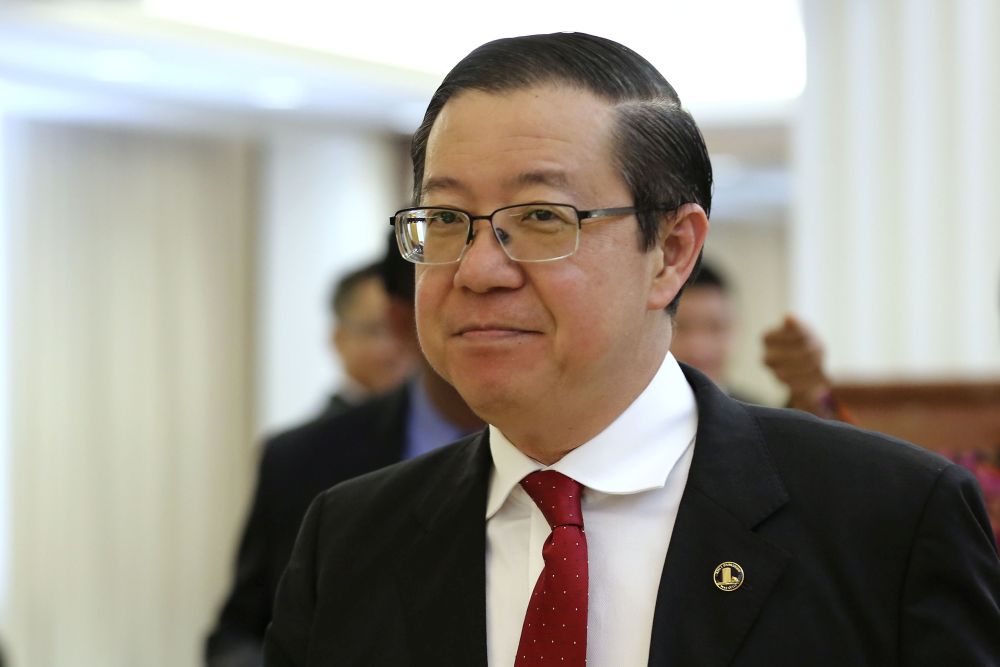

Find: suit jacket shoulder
<box><xmin>262</xmin><ymin>386</ymin><xmax>410</xmax><ymax>481</ymax></box>
<box><xmin>206</xmin><ymin>386</ymin><xmax>412</xmax><ymax>664</ymax></box>
<box><xmin>265</xmin><ymin>432</ymin><xmax>492</xmax><ymax>666</ymax></box>
<box><xmin>649</xmin><ymin>366</ymin><xmax>1000</xmax><ymax>666</ymax></box>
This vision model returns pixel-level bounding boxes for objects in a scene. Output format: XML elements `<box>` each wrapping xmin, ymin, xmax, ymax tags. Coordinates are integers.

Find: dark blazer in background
<box><xmin>264</xmin><ymin>365</ymin><xmax>1000</xmax><ymax>667</ymax></box>
<box><xmin>206</xmin><ymin>386</ymin><xmax>411</xmax><ymax>666</ymax></box>
<box><xmin>320</xmin><ymin>392</ymin><xmax>358</xmax><ymax>420</ymax></box>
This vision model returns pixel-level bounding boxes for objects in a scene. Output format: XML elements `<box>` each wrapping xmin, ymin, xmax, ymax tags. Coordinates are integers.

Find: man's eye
<box><xmin>430</xmin><ymin>211</ymin><xmax>460</xmax><ymax>224</ymax></box>
<box><xmin>524</xmin><ymin>208</ymin><xmax>556</xmax><ymax>222</ymax></box>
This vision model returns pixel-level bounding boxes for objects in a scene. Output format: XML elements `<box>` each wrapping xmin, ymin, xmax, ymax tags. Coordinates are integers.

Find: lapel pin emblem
<box><xmin>713</xmin><ymin>561</ymin><xmax>744</xmax><ymax>592</ymax></box>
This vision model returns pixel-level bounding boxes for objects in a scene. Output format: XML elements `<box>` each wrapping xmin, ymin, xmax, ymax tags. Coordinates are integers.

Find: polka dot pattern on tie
<box><xmin>515</xmin><ymin>470</ymin><xmax>588</xmax><ymax>667</ymax></box>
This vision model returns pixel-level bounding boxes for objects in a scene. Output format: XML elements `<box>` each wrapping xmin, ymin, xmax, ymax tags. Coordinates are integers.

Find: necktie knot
<box><xmin>520</xmin><ymin>470</ymin><xmax>584</xmax><ymax>529</ymax></box>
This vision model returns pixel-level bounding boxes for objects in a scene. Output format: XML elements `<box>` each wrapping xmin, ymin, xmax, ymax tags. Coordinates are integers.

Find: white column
<box><xmin>0</xmin><ymin>114</ymin><xmax>10</xmax><ymax>617</ymax></box>
<box><xmin>794</xmin><ymin>0</ymin><xmax>1000</xmax><ymax>379</ymax></box>
<box><xmin>257</xmin><ymin>128</ymin><xmax>403</xmax><ymax>434</ymax></box>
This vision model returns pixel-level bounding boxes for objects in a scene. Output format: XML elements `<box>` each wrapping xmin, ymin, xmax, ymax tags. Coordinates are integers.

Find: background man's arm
<box><xmin>762</xmin><ymin>315</ymin><xmax>850</xmax><ymax>421</ymax></box>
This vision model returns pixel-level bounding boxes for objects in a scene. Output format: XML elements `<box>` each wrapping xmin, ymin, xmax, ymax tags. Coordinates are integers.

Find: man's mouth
<box><xmin>455</xmin><ymin>324</ymin><xmax>537</xmax><ymax>338</ymax></box>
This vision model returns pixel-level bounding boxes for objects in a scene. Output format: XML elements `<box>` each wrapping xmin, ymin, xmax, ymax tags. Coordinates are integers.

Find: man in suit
<box><xmin>205</xmin><ymin>244</ymin><xmax>481</xmax><ymax>667</ymax></box>
<box><xmin>326</xmin><ymin>259</ymin><xmax>416</xmax><ymax>417</ymax></box>
<box><xmin>264</xmin><ymin>33</ymin><xmax>1000</xmax><ymax>666</ymax></box>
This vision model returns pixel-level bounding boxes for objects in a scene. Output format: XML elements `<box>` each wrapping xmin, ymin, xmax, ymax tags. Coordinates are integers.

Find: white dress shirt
<box><xmin>485</xmin><ymin>352</ymin><xmax>698</xmax><ymax>667</ymax></box>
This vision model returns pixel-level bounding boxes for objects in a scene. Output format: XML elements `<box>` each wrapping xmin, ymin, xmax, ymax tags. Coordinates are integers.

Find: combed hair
<box><xmin>613</xmin><ymin>100</ymin><xmax>713</xmax><ymax>249</ymax></box>
<box><xmin>379</xmin><ymin>231</ymin><xmax>414</xmax><ymax>301</ymax></box>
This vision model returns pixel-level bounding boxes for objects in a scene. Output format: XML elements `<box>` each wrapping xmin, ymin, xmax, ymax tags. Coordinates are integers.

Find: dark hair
<box><xmin>690</xmin><ymin>259</ymin><xmax>729</xmax><ymax>293</ymax></box>
<box><xmin>379</xmin><ymin>231</ymin><xmax>415</xmax><ymax>302</ymax></box>
<box><xmin>409</xmin><ymin>32</ymin><xmax>713</xmax><ymax>313</ymax></box>
<box><xmin>329</xmin><ymin>260</ymin><xmax>383</xmax><ymax>318</ymax></box>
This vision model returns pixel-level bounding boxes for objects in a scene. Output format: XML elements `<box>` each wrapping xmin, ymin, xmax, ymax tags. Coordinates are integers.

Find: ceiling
<box><xmin>0</xmin><ymin>1</ymin><xmax>793</xmax><ymax>222</ymax></box>
<box><xmin>0</xmin><ymin>3</ymin><xmax>439</xmax><ymax>133</ymax></box>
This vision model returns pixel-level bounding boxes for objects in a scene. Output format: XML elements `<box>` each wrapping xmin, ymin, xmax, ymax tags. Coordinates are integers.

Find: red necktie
<box><xmin>515</xmin><ymin>470</ymin><xmax>588</xmax><ymax>666</ymax></box>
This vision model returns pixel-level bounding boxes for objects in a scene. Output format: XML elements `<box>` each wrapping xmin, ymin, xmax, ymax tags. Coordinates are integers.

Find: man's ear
<box><xmin>647</xmin><ymin>203</ymin><xmax>709</xmax><ymax>311</ymax></box>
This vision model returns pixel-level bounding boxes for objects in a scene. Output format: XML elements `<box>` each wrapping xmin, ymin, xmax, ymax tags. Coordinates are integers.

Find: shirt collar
<box><xmin>486</xmin><ymin>352</ymin><xmax>698</xmax><ymax>518</ymax></box>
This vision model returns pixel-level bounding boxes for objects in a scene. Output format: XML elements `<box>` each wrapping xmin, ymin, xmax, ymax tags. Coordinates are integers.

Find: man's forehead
<box><xmin>421</xmin><ymin>86</ymin><xmax>618</xmax><ymax>199</ymax></box>
<box><xmin>427</xmin><ymin>85</ymin><xmax>614</xmax><ymax>146</ymax></box>
<box><xmin>420</xmin><ymin>170</ymin><xmax>572</xmax><ymax>199</ymax></box>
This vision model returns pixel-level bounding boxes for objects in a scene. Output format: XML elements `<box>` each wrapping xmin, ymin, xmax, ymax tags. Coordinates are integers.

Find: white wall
<box><xmin>257</xmin><ymin>128</ymin><xmax>403</xmax><ymax>435</ymax></box>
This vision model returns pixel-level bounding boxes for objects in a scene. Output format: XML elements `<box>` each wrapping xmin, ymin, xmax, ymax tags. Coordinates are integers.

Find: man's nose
<box><xmin>453</xmin><ymin>219</ymin><xmax>524</xmax><ymax>292</ymax></box>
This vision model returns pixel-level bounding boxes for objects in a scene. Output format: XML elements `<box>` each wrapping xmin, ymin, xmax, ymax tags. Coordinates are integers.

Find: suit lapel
<box><xmin>395</xmin><ymin>431</ymin><xmax>492</xmax><ymax>666</ymax></box>
<box><xmin>386</xmin><ymin>367</ymin><xmax>791</xmax><ymax>666</ymax></box>
<box><xmin>648</xmin><ymin>366</ymin><xmax>791</xmax><ymax>666</ymax></box>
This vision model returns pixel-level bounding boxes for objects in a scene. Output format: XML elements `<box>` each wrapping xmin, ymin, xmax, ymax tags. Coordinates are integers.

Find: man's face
<box><xmin>670</xmin><ymin>285</ymin><xmax>735</xmax><ymax>386</ymax></box>
<box><xmin>333</xmin><ymin>277</ymin><xmax>415</xmax><ymax>393</ymax></box>
<box><xmin>414</xmin><ymin>85</ymin><xmax>675</xmax><ymax>436</ymax></box>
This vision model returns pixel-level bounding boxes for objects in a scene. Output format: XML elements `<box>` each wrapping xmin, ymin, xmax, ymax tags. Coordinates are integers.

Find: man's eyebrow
<box><xmin>420</xmin><ymin>170</ymin><xmax>573</xmax><ymax>200</ymax></box>
<box><xmin>420</xmin><ymin>176</ymin><xmax>463</xmax><ymax>198</ymax></box>
<box><xmin>509</xmin><ymin>170</ymin><xmax>571</xmax><ymax>190</ymax></box>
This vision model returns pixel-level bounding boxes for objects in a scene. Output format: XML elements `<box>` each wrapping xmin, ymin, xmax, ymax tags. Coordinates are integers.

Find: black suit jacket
<box><xmin>206</xmin><ymin>386</ymin><xmax>411</xmax><ymax>665</ymax></box>
<box><xmin>322</xmin><ymin>392</ymin><xmax>359</xmax><ymax>420</ymax></box>
<box><xmin>264</xmin><ymin>366</ymin><xmax>1000</xmax><ymax>666</ymax></box>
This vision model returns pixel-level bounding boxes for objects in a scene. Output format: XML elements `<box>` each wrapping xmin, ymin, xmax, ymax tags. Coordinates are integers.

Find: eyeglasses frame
<box><xmin>388</xmin><ymin>202</ymin><xmax>666</xmax><ymax>265</ymax></box>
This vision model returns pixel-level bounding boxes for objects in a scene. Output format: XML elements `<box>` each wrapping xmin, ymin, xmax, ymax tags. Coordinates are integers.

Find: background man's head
<box><xmin>409</xmin><ymin>32</ymin><xmax>714</xmax><ymax>314</ymax></box>
<box><xmin>669</xmin><ymin>261</ymin><xmax>736</xmax><ymax>386</ymax></box>
<box><xmin>330</xmin><ymin>261</ymin><xmax>414</xmax><ymax>394</ymax></box>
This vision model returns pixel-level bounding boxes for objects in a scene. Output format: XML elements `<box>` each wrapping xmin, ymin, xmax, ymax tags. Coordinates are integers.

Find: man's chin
<box><xmin>450</xmin><ymin>377</ymin><xmax>523</xmax><ymax>424</ymax></box>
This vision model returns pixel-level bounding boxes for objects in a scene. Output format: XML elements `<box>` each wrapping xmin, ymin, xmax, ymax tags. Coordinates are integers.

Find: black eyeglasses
<box><xmin>389</xmin><ymin>202</ymin><xmax>643</xmax><ymax>265</ymax></box>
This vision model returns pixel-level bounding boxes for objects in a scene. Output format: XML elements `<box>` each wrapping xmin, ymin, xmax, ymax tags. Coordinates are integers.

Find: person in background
<box><xmin>672</xmin><ymin>261</ymin><xmax>845</xmax><ymax>412</ymax></box>
<box><xmin>762</xmin><ymin>314</ymin><xmax>851</xmax><ymax>420</ymax></box>
<box><xmin>204</xmin><ymin>240</ymin><xmax>481</xmax><ymax>667</ymax></box>
<box><xmin>671</xmin><ymin>262</ymin><xmax>837</xmax><ymax>411</ymax></box>
<box><xmin>669</xmin><ymin>260</ymin><xmax>757</xmax><ymax>402</ymax></box>
<box><xmin>325</xmin><ymin>260</ymin><xmax>416</xmax><ymax>416</ymax></box>
<box><xmin>265</xmin><ymin>32</ymin><xmax>1000</xmax><ymax>666</ymax></box>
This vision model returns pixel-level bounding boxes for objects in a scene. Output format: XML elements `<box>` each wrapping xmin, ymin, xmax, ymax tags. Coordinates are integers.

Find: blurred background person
<box><xmin>326</xmin><ymin>260</ymin><xmax>416</xmax><ymax>416</ymax></box>
<box><xmin>672</xmin><ymin>261</ymin><xmax>851</xmax><ymax>419</ymax></box>
<box><xmin>670</xmin><ymin>261</ymin><xmax>758</xmax><ymax>402</ymax></box>
<box><xmin>204</xmin><ymin>237</ymin><xmax>482</xmax><ymax>667</ymax></box>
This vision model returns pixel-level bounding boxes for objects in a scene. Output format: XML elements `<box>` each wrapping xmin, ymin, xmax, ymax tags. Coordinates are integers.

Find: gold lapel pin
<box><xmin>713</xmin><ymin>561</ymin><xmax>745</xmax><ymax>591</ymax></box>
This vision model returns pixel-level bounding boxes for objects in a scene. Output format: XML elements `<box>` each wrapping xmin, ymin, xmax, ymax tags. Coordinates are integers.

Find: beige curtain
<box><xmin>2</xmin><ymin>120</ymin><xmax>257</xmax><ymax>667</ymax></box>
